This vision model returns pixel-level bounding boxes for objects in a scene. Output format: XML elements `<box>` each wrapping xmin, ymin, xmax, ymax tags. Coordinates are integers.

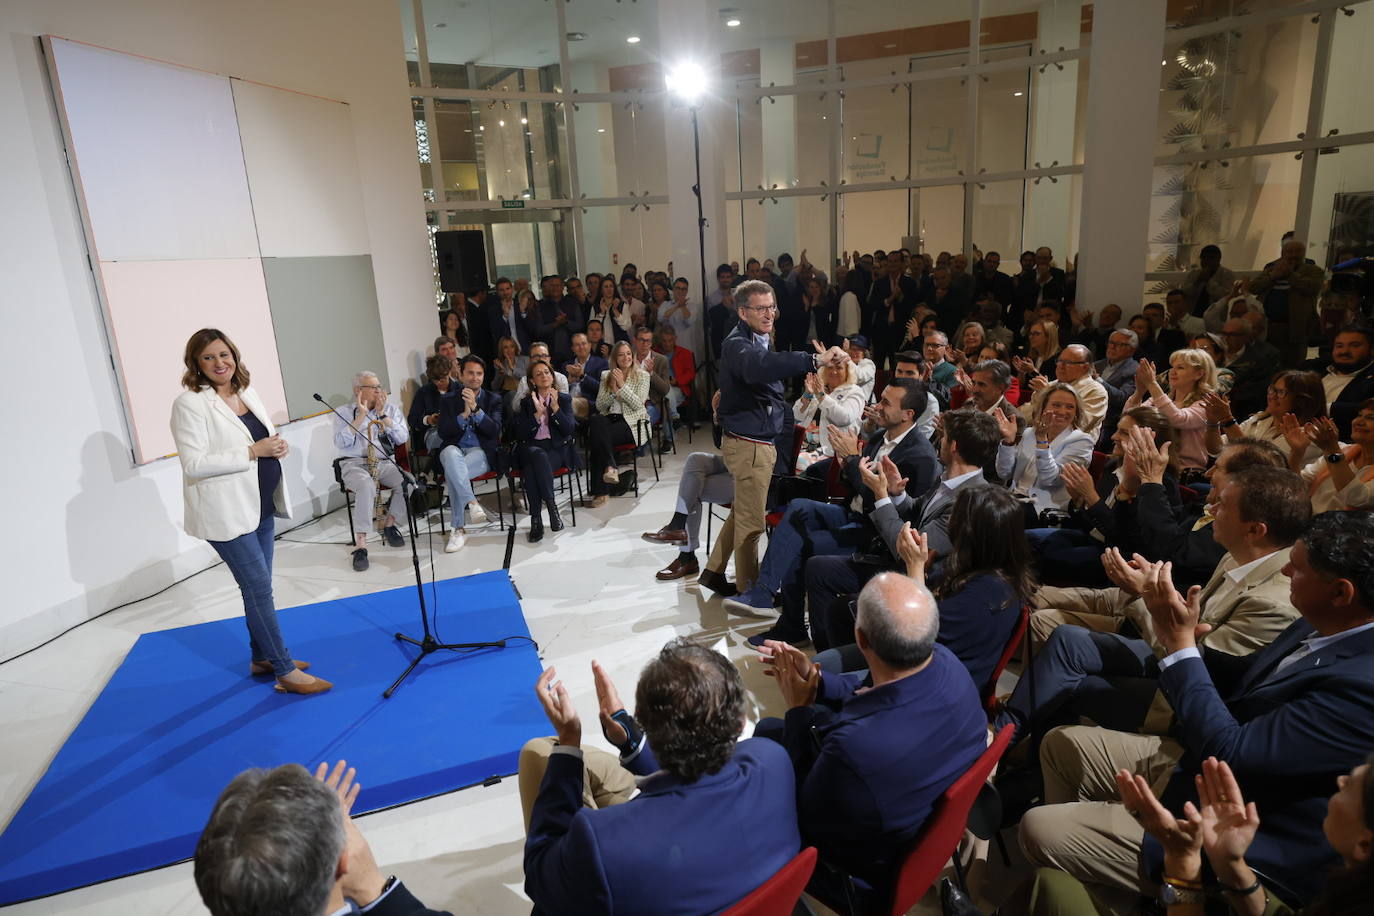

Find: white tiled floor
<box><xmin>1</xmin><ymin>446</ymin><xmax>1030</xmax><ymax>914</ymax></box>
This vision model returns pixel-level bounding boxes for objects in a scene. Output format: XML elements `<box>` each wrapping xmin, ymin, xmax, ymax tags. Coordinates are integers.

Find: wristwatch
<box><xmin>1159</xmin><ymin>881</ymin><xmax>1206</xmax><ymax>905</ymax></box>
<box><xmin>1326</xmin><ymin>451</ymin><xmax>1345</xmax><ymax>463</ymax></box>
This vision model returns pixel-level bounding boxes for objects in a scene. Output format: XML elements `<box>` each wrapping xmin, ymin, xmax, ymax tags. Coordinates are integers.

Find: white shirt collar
<box><xmin>882</xmin><ymin>421</ymin><xmax>918</xmax><ymax>448</ymax></box>
<box><xmin>943</xmin><ymin>467</ymin><xmax>983</xmax><ymax>489</ymax></box>
<box><xmin>1225</xmin><ymin>549</ymin><xmax>1280</xmax><ymax>585</ymax></box>
<box><xmin>1298</xmin><ymin>619</ymin><xmax>1374</xmax><ymax>656</ymax></box>
<box><xmin>1328</xmin><ymin>361</ymin><xmax>1373</xmax><ymax>379</ymax></box>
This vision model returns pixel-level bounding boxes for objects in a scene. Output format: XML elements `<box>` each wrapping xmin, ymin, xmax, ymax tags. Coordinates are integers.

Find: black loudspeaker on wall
<box><xmin>435</xmin><ymin>230</ymin><xmax>489</xmax><ymax>293</ymax></box>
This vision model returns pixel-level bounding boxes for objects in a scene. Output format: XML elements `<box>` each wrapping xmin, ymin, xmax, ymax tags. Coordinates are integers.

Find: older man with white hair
<box><xmin>755</xmin><ymin>572</ymin><xmax>986</xmax><ymax>908</ymax></box>
<box><xmin>334</xmin><ymin>370</ymin><xmax>410</xmax><ymax>572</ymax></box>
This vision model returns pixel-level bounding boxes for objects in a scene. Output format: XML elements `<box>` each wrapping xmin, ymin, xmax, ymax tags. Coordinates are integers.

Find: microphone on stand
<box><xmin>313</xmin><ymin>392</ymin><xmax>420</xmax><ymax>494</ymax></box>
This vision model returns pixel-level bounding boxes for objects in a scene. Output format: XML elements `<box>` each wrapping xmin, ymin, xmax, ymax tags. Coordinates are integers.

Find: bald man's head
<box><xmin>855</xmin><ymin>573</ymin><xmax>940</xmax><ymax>670</ymax></box>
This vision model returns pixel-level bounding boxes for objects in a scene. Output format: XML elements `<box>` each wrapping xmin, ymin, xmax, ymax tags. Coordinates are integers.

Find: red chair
<box><xmin>507</xmin><ymin>465</ymin><xmax>581</xmax><ymax>527</ymax></box>
<box><xmin>810</xmin><ymin>726</ymin><xmax>1015</xmax><ymax>916</ymax></box>
<box><xmin>982</xmin><ymin>605</ymin><xmax>1031</xmax><ymax>717</ymax></box>
<box><xmin>717</xmin><ymin>847</ymin><xmax>818</xmax><ymax>916</ymax></box>
<box><xmin>1088</xmin><ymin>449</ymin><xmax>1110</xmax><ymax>483</ymax></box>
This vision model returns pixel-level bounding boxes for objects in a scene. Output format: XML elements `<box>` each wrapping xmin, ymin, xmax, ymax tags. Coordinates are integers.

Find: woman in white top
<box><xmin>846</xmin><ymin>336</ymin><xmax>877</xmax><ymax>401</ymax></box>
<box><xmin>588</xmin><ymin>340</ymin><xmax>650</xmax><ymax>507</ymax></box>
<box><xmin>1284</xmin><ymin>399</ymin><xmax>1374</xmax><ymax>513</ymax></box>
<box><xmin>1205</xmin><ymin>369</ymin><xmax>1326</xmax><ymax>465</ymax></box>
<box><xmin>793</xmin><ymin>360</ymin><xmax>865</xmax><ymax>472</ymax></box>
<box><xmin>1124</xmin><ymin>348</ymin><xmax>1217</xmax><ymax>481</ymax></box>
<box><xmin>994</xmin><ymin>382</ymin><xmax>1095</xmax><ymax>513</ymax></box>
<box><xmin>169</xmin><ymin>329</ymin><xmax>330</xmax><ymax>696</ymax></box>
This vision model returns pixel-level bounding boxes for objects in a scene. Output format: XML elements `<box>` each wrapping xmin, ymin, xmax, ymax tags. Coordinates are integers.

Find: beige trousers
<box><xmin>1018</xmin><ymin>725</ymin><xmax>1182</xmax><ymax>904</ymax></box>
<box><xmin>704</xmin><ymin>436</ymin><xmax>776</xmax><ymax>591</ymax></box>
<box><xmin>516</xmin><ymin>737</ymin><xmax>638</xmax><ymax>830</ymax></box>
<box><xmin>1031</xmin><ymin>586</ymin><xmax>1152</xmax><ymax>650</ymax></box>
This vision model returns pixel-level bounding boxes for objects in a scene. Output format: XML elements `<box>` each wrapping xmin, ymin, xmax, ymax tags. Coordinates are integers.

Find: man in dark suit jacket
<box><xmin>408</xmin><ymin>353</ymin><xmax>459</xmax><ymax>449</ymax></box>
<box><xmin>563</xmin><ymin>331</ymin><xmax>609</xmax><ymax>412</ymax></box>
<box><xmin>972</xmin><ymin>251</ymin><xmax>1016</xmax><ymax>309</ymax></box>
<box><xmin>1092</xmin><ymin>329</ymin><xmax>1139</xmax><ymax>448</ymax></box>
<box><xmin>486</xmin><ymin>276</ymin><xmax>534</xmax><ymax>352</ymax></box>
<box><xmin>1012</xmin><ymin>247</ymin><xmax>1068</xmax><ymax>322</ymax></box>
<box><xmin>1020</xmin><ymin>509</ymin><xmax>1374</xmax><ymax>904</ymax></box>
<box><xmin>866</xmin><ymin>251</ymin><xmax>921</xmax><ymax>370</ymax></box>
<box><xmin>755</xmin><ymin>574</ymin><xmax>986</xmax><ymax>909</ymax></box>
<box><xmin>531</xmin><ymin>275</ymin><xmax>582</xmax><ymax>365</ymax></box>
<box><xmin>195</xmin><ymin>761</ymin><xmax>452</xmax><ymax>916</ymax></box>
<box><xmin>523</xmin><ymin>640</ymin><xmax>800</xmax><ymax>916</ymax></box>
<box><xmin>436</xmin><ymin>354</ymin><xmax>503</xmax><ymax>540</ymax></box>
<box><xmin>1302</xmin><ymin>324</ymin><xmax>1374</xmax><ymax>439</ymax></box>
<box><xmin>724</xmin><ymin>378</ymin><xmax>940</xmax><ymax>632</ymax></box>
<box><xmin>797</xmin><ymin>409</ymin><xmax>1002</xmax><ymax>648</ymax></box>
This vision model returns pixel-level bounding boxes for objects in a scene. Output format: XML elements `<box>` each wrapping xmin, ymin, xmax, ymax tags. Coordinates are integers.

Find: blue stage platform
<box><xmin>0</xmin><ymin>570</ymin><xmax>546</xmax><ymax>905</ymax></box>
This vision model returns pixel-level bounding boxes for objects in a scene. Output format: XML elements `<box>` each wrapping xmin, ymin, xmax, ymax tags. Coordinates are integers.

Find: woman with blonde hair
<box><xmin>994</xmin><ymin>381</ymin><xmax>1095</xmax><ymax>513</ymax></box>
<box><xmin>1013</xmin><ymin>319</ymin><xmax>1061</xmax><ymax>383</ymax></box>
<box><xmin>490</xmin><ymin>335</ymin><xmax>528</xmax><ymax>394</ymax></box>
<box><xmin>1203</xmin><ymin>369</ymin><xmax>1326</xmax><ymax>464</ymax></box>
<box><xmin>587</xmin><ymin>339</ymin><xmax>649</xmax><ymax>507</ymax></box>
<box><xmin>955</xmin><ymin>320</ymin><xmax>987</xmax><ymax>358</ymax></box>
<box><xmin>1124</xmin><ymin>347</ymin><xmax>1217</xmax><ymax>481</ymax></box>
<box><xmin>793</xmin><ymin>358</ymin><xmax>864</xmax><ymax>474</ymax></box>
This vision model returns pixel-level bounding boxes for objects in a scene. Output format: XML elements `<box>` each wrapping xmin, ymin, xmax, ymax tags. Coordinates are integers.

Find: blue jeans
<box><xmin>756</xmin><ymin>499</ymin><xmax>869</xmax><ymax>599</ymax></box>
<box><xmin>439</xmin><ymin>444</ymin><xmax>490</xmax><ymax>526</ymax></box>
<box><xmin>209</xmin><ymin>515</ymin><xmax>291</xmax><ymax>677</ymax></box>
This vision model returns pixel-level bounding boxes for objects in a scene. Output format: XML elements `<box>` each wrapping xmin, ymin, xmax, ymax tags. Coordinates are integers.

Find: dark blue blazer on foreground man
<box><xmin>1149</xmin><ymin>619</ymin><xmax>1374</xmax><ymax>902</ymax></box>
<box><xmin>524</xmin><ymin>738</ymin><xmax>800</xmax><ymax>916</ymax></box>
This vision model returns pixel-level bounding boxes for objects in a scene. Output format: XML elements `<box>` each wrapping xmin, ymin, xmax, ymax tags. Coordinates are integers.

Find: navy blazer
<box><xmin>1151</xmin><ymin>621</ymin><xmax>1374</xmax><ymax>901</ymax></box>
<box><xmin>839</xmin><ymin>426</ymin><xmax>942</xmax><ymax>519</ymax></box>
<box><xmin>487</xmin><ymin>302</ymin><xmax>534</xmax><ymax>352</ymax></box>
<box><xmin>435</xmin><ymin>386</ymin><xmax>503</xmax><ymax>472</ymax></box>
<box><xmin>570</xmin><ymin>354</ymin><xmax>609</xmax><ymax>400</ymax></box>
<box><xmin>369</xmin><ymin>882</ymin><xmax>452</xmax><ymax>916</ymax></box>
<box><xmin>783</xmin><ymin>645</ymin><xmax>986</xmax><ymax>893</ymax></box>
<box><xmin>524</xmin><ymin>739</ymin><xmax>800</xmax><ymax>916</ymax></box>
<box><xmin>931</xmin><ymin>573</ymin><xmax>1022</xmax><ymax>690</ymax></box>
<box><xmin>510</xmin><ymin>391</ymin><xmax>579</xmax><ymax>472</ymax></box>
<box><xmin>407</xmin><ymin>379</ymin><xmax>458</xmax><ymax>441</ymax></box>
<box><xmin>717</xmin><ymin>323</ymin><xmax>815</xmax><ymax>442</ymax></box>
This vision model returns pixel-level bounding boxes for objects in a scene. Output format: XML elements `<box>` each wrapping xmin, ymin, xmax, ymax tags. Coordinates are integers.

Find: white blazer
<box><xmin>170</xmin><ymin>386</ymin><xmax>290</xmax><ymax>542</ymax></box>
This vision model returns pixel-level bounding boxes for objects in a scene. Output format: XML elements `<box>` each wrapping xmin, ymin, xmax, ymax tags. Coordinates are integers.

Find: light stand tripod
<box><xmin>314</xmin><ymin>393</ymin><xmax>507</xmax><ymax>698</ymax></box>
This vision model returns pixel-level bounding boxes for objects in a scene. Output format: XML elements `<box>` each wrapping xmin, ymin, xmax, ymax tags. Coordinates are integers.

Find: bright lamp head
<box><xmin>665</xmin><ymin>60</ymin><xmax>708</xmax><ymax>106</ymax></box>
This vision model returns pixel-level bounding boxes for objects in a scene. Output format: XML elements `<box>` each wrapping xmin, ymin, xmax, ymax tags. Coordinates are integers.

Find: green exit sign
<box><xmin>501</xmin><ymin>199</ymin><xmax>526</xmax><ymax>209</ymax></box>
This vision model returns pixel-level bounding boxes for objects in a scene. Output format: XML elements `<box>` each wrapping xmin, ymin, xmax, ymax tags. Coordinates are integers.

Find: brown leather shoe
<box><xmin>274</xmin><ymin>675</ymin><xmax>333</xmax><ymax>696</ymax></box>
<box><xmin>697</xmin><ymin>567</ymin><xmax>738</xmax><ymax>597</ymax></box>
<box><xmin>642</xmin><ymin>526</ymin><xmax>688</xmax><ymax>544</ymax></box>
<box><xmin>656</xmin><ymin>554</ymin><xmax>700</xmax><ymax>581</ymax></box>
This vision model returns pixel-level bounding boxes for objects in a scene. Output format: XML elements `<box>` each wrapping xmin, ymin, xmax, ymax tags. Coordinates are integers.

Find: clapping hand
<box><xmin>804</xmin><ymin>373</ymin><xmax>824</xmax><ymax>397</ymax></box>
<box><xmin>461</xmin><ymin>385</ymin><xmax>478</xmax><ymax>413</ymax></box>
<box><xmin>534</xmin><ymin>667</ymin><xmax>582</xmax><ymax>748</ymax></box>
<box><xmin>1278</xmin><ymin>412</ymin><xmax>1309</xmax><ymax>453</ymax></box>
<box><xmin>857</xmin><ymin>456</ymin><xmax>887</xmax><ymax>498</ymax></box>
<box><xmin>609</xmin><ymin>367</ymin><xmax>625</xmax><ymax>391</ymax></box>
<box><xmin>1139</xmin><ymin>560</ymin><xmax>1211</xmax><ymax>653</ymax></box>
<box><xmin>828</xmin><ymin>426</ymin><xmax>859</xmax><ymax>460</ymax></box>
<box><xmin>1124</xmin><ymin>425</ymin><xmax>1170</xmax><ymax>485</ymax></box>
<box><xmin>1101</xmin><ymin>547</ymin><xmax>1157</xmax><ymax>597</ymax></box>
<box><xmin>1060</xmin><ymin>461</ymin><xmax>1098</xmax><ymax>507</ymax></box>
<box><xmin>895</xmin><ymin>522</ymin><xmax>930</xmax><ymax>579</ymax></box>
<box><xmin>993</xmin><ymin>406</ymin><xmax>1020</xmax><ymax>445</ymax></box>
<box><xmin>1304</xmin><ymin>415</ymin><xmax>1342</xmax><ymax>454</ymax></box>
<box><xmin>1115</xmin><ymin>768</ymin><xmax>1203</xmax><ymax>880</ymax></box>
<box><xmin>954</xmin><ymin>365</ymin><xmax>973</xmax><ymax>392</ymax></box>
<box><xmin>315</xmin><ymin>760</ymin><xmax>386</xmax><ymax>906</ymax></box>
<box><xmin>1011</xmin><ymin>355</ymin><xmax>1037</xmax><ymax>376</ymax></box>
<box><xmin>947</xmin><ymin>346</ymin><xmax>966</xmax><ymax>367</ymax></box>
<box><xmin>1134</xmin><ymin>358</ymin><xmax>1156</xmax><ymax>392</ymax></box>
<box><xmin>758</xmin><ymin>639</ymin><xmax>820</xmax><ymax>709</ymax></box>
<box><xmin>591</xmin><ymin>660</ymin><xmax>630</xmax><ymax>748</ymax></box>
<box><xmin>1196</xmin><ymin>758</ymin><xmax>1262</xmax><ymax>887</ymax></box>
<box><xmin>878</xmin><ymin>455</ymin><xmax>908</xmax><ymax>497</ymax></box>
<box><xmin>1028</xmin><ymin>373</ymin><xmax>1049</xmax><ymax>393</ymax></box>
<box><xmin>1201</xmin><ymin>390</ymin><xmax>1233</xmax><ymax>425</ymax></box>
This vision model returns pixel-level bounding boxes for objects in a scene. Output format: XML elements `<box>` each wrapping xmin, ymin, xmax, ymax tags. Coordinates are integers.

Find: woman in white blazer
<box><xmin>170</xmin><ymin>329</ymin><xmax>331</xmax><ymax>696</ymax></box>
<box><xmin>994</xmin><ymin>382</ymin><xmax>1095</xmax><ymax>514</ymax></box>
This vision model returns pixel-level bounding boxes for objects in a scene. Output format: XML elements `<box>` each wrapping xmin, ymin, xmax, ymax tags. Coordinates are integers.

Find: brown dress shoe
<box><xmin>696</xmin><ymin>567</ymin><xmax>738</xmax><ymax>597</ymax></box>
<box><xmin>642</xmin><ymin>526</ymin><xmax>688</xmax><ymax>544</ymax></box>
<box><xmin>656</xmin><ymin>554</ymin><xmax>700</xmax><ymax>581</ymax></box>
<box><xmin>274</xmin><ymin>675</ymin><xmax>334</xmax><ymax>695</ymax></box>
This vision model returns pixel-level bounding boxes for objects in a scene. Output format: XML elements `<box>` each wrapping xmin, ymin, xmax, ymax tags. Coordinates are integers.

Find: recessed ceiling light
<box><xmin>1161</xmin><ymin>59</ymin><xmax>1167</xmax><ymax>66</ymax></box>
<box><xmin>478</xmin><ymin>125</ymin><xmax>484</xmax><ymax>131</ymax></box>
<box><xmin>1013</xmin><ymin>90</ymin><xmax>1023</xmax><ymax>97</ymax></box>
<box><xmin>597</xmin><ymin>127</ymin><xmax>606</xmax><ymax>133</ymax></box>
<box><xmin>498</xmin><ymin>119</ymin><xmax>505</xmax><ymax>127</ymax></box>
<box><xmin>627</xmin><ymin>35</ymin><xmax>641</xmax><ymax>44</ymax></box>
<box><xmin>520</xmin><ymin>117</ymin><xmax>528</xmax><ymax>124</ymax></box>
<box><xmin>726</xmin><ymin>18</ymin><xmax>741</xmax><ymax>27</ymax></box>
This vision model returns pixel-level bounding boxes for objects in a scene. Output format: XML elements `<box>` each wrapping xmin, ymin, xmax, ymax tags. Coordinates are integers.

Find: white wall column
<box><xmin>1024</xmin><ymin>0</ymin><xmax>1081</xmax><ymax>258</ymax></box>
<box><xmin>1078</xmin><ymin>0</ymin><xmax>1166</xmax><ymax>313</ymax></box>
<box><xmin>659</xmin><ymin>0</ymin><xmax>726</xmax><ymax>359</ymax></box>
<box><xmin>569</xmin><ymin>61</ymin><xmax>616</xmax><ymax>273</ymax></box>
<box><xmin>759</xmin><ymin>39</ymin><xmax>798</xmax><ymax>261</ymax></box>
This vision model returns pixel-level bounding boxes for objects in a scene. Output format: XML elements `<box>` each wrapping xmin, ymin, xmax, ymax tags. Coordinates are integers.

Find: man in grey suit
<box><xmin>1093</xmin><ymin>328</ymin><xmax>1139</xmax><ymax>449</ymax></box>
<box><xmin>800</xmin><ymin>410</ymin><xmax>1002</xmax><ymax>644</ymax></box>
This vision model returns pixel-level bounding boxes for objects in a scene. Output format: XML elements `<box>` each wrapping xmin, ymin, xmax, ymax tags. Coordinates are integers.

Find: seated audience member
<box><xmin>1307</xmin><ymin>324</ymin><xmax>1374</xmax><ymax>439</ymax></box>
<box><xmin>882</xmin><ymin>349</ymin><xmax>944</xmax><ymax>434</ymax></box>
<box><xmin>955</xmin><ymin>319</ymin><xmax>987</xmax><ymax>359</ymax></box>
<box><xmin>1157</xmin><ymin>288</ymin><xmax>1207</xmax><ymax>358</ymax></box>
<box><xmin>433</xmin><ymin>336</ymin><xmax>462</xmax><ymax>383</ymax></box>
<box><xmin>632</xmin><ymin>327</ymin><xmax>674</xmax><ymax>453</ymax></box>
<box><xmin>587</xmin><ymin>340</ymin><xmax>649</xmax><ymax>508</ymax></box>
<box><xmin>1000</xmin><ymin>464</ymin><xmax>1308</xmax><ymax>747</ymax></box>
<box><xmin>974</xmin><ymin>340</ymin><xmax>1023</xmax><ymax>403</ymax></box>
<box><xmin>816</xmin><ymin>487</ymin><xmax>1033</xmax><ymax>691</ymax></box>
<box><xmin>949</xmin><ymin>360</ymin><xmax>1024</xmax><ymax>452</ymax></box>
<box><xmin>1071</xmin><ymin>303</ymin><xmax>1123</xmax><ymax>359</ymax></box>
<box><xmin>563</xmin><ymin>331</ymin><xmax>608</xmax><ymax>419</ymax></box>
<box><xmin>1190</xmin><ymin>331</ymin><xmax>1235</xmax><ymax>396</ymax></box>
<box><xmin>1221</xmin><ymin>314</ymin><xmax>1281</xmax><ymax>420</ymax></box>
<box><xmin>721</xmin><ymin>378</ymin><xmax>940</xmax><ymax>625</ymax></box>
<box><xmin>644</xmin><ymin>393</ymin><xmax>799</xmax><ymax>583</ymax></box>
<box><xmin>584</xmin><ymin>318</ymin><xmax>613</xmax><ymax>360</ymax></box>
<box><xmin>1020</xmin><ymin>343</ymin><xmax>1109</xmax><ymax>440</ymax></box>
<box><xmin>755</xmin><ymin>574</ymin><xmax>985</xmax><ymax>909</ymax></box>
<box><xmin>1032</xmin><ymin>437</ymin><xmax>1288</xmax><ymax>639</ymax></box>
<box><xmin>794</xmin><ymin>359</ymin><xmax>865</xmax><ymax>475</ymax></box>
<box><xmin>1207</xmin><ymin>368</ymin><xmax>1325</xmax><ymax>465</ymax></box>
<box><xmin>490</xmin><ymin>335</ymin><xmax>528</xmax><ymax>394</ymax></box>
<box><xmin>519</xmin><ymin>642</ymin><xmax>800</xmax><ymax>916</ymax></box>
<box><xmin>440</xmin><ymin>303</ymin><xmax>472</xmax><ymax>360</ymax></box>
<box><xmin>1016</xmin><ymin>319</ymin><xmax>1062</xmax><ymax>382</ymax></box>
<box><xmin>802</xmin><ymin>411</ymin><xmax>1003</xmax><ymax>645</ymax></box>
<box><xmin>512</xmin><ymin>341</ymin><xmax>570</xmax><ymax>403</ymax></box>
<box><xmin>1124</xmin><ymin>349</ymin><xmax>1217</xmax><ymax>482</ymax></box>
<box><xmin>1034</xmin><ymin>408</ymin><xmax>1182</xmax><ymax>586</ymax></box>
<box><xmin>1284</xmin><ymin>400</ymin><xmax>1374</xmax><ymax>512</ymax></box>
<box><xmin>1093</xmin><ymin>328</ymin><xmax>1140</xmax><ymax>446</ymax></box>
<box><xmin>996</xmin><ymin>383</ymin><xmax>1096</xmax><ymax>515</ymax></box>
<box><xmin>335</xmin><ymin>371</ymin><xmax>409</xmax><ymax>572</ymax></box>
<box><xmin>195</xmin><ymin>760</ymin><xmax>450</xmax><ymax>916</ymax></box>
<box><xmin>972</xmin><ymin>296</ymin><xmax>1015</xmax><ymax>351</ymax></box>
<box><xmin>921</xmin><ymin>331</ymin><xmax>958</xmax><ymax>386</ymax></box>
<box><xmin>1018</xmin><ymin>509</ymin><xmax>1374</xmax><ymax>906</ymax></box>
<box><xmin>435</xmin><ymin>355</ymin><xmax>502</xmax><ymax>552</ymax></box>
<box><xmin>654</xmin><ymin>325</ymin><xmax>696</xmax><ymax>426</ymax></box>
<box><xmin>847</xmin><ymin>334</ymin><xmax>876</xmax><ymax>401</ymax></box>
<box><xmin>659</xmin><ymin>277</ymin><xmax>694</xmax><ymax>338</ymax></box>
<box><xmin>408</xmin><ymin>354</ymin><xmax>455</xmax><ymax>449</ymax></box>
<box><xmin>510</xmin><ymin>360</ymin><xmax>575</xmax><ymax>543</ymax></box>
<box><xmin>1127</xmin><ymin>313</ymin><xmax>1165</xmax><ymax>368</ymax></box>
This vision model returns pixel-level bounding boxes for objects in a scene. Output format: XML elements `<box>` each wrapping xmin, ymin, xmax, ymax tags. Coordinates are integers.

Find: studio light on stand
<box><xmin>666</xmin><ymin>60</ymin><xmax>711</xmax><ymax>361</ymax></box>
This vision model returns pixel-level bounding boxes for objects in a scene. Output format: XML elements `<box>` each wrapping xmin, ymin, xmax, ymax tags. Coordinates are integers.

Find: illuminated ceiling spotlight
<box><xmin>665</xmin><ymin>60</ymin><xmax>709</xmax><ymax>106</ymax></box>
<box><xmin>627</xmin><ymin>35</ymin><xmax>641</xmax><ymax>44</ymax></box>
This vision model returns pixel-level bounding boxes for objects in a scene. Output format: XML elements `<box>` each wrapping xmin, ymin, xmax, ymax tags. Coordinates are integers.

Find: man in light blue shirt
<box><xmin>334</xmin><ymin>371</ymin><xmax>410</xmax><ymax>571</ymax></box>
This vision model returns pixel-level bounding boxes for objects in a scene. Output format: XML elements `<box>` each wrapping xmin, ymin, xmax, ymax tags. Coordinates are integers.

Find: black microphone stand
<box><xmin>314</xmin><ymin>393</ymin><xmax>506</xmax><ymax>698</ymax></box>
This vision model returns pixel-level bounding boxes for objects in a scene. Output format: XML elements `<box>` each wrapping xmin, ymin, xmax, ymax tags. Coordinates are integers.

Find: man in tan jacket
<box><xmin>1248</xmin><ymin>237</ymin><xmax>1326</xmax><ymax>367</ymax></box>
<box><xmin>993</xmin><ymin>463</ymin><xmax>1310</xmax><ymax>744</ymax></box>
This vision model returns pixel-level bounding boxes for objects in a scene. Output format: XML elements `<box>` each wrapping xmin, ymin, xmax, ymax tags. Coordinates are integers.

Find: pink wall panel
<box><xmin>98</xmin><ymin>259</ymin><xmax>289</xmax><ymax>463</ymax></box>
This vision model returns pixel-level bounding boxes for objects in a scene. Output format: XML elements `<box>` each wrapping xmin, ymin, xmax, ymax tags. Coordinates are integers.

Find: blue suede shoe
<box><xmin>722</xmin><ymin>587</ymin><xmax>779</xmax><ymax>617</ymax></box>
